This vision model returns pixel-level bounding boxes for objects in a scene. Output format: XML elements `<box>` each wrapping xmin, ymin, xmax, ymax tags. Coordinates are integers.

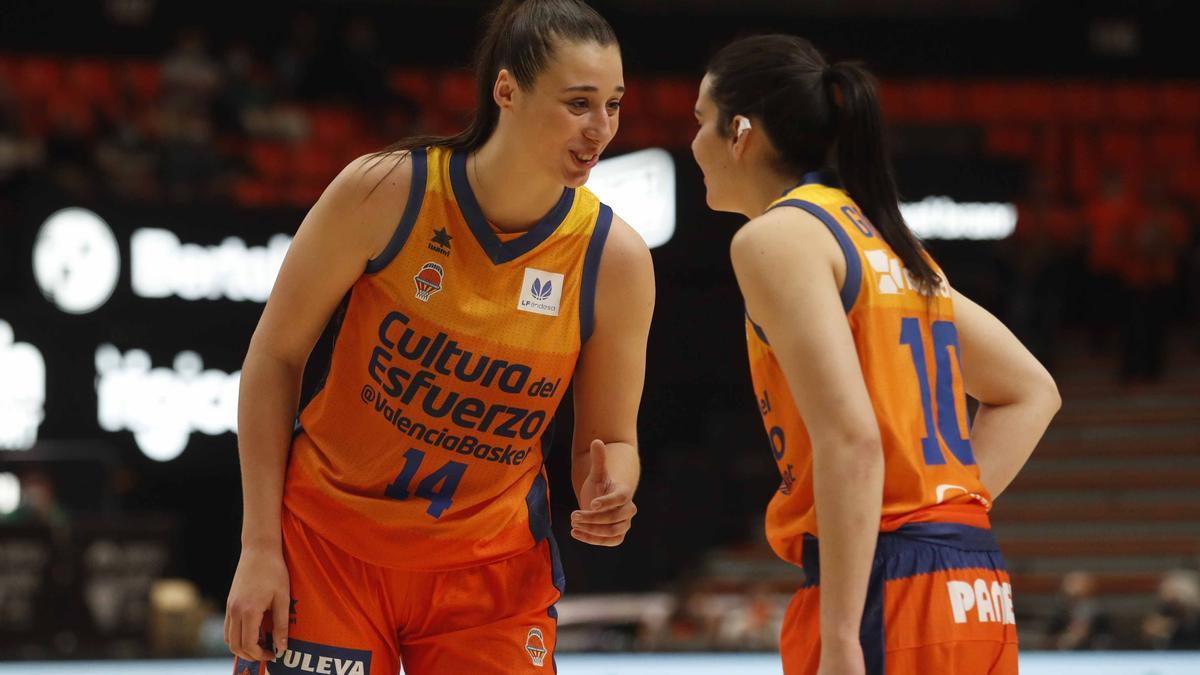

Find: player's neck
<box><xmin>740</xmin><ymin>167</ymin><xmax>800</xmax><ymax>219</ymax></box>
<box><xmin>469</xmin><ymin>137</ymin><xmax>566</xmax><ymax>234</ymax></box>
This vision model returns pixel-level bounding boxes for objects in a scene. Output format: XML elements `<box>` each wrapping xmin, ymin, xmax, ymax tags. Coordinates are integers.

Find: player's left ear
<box><xmin>493</xmin><ymin>69</ymin><xmax>517</xmax><ymax>110</ymax></box>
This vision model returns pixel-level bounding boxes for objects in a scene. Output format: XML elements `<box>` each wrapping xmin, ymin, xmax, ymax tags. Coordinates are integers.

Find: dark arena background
<box><xmin>1</xmin><ymin>1</ymin><xmax>1198</xmax><ymax>673</ymax></box>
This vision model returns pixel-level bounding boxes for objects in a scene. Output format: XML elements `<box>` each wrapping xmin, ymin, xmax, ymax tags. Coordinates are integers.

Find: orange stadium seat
<box><xmin>232</xmin><ymin>178</ymin><xmax>281</xmax><ymax>207</ymax></box>
<box><xmin>122</xmin><ymin>61</ymin><xmax>161</xmax><ymax>101</ymax></box>
<box><xmin>390</xmin><ymin>68</ymin><xmax>434</xmax><ymax>101</ymax></box>
<box><xmin>908</xmin><ymin>80</ymin><xmax>962</xmax><ymax>123</ymax></box>
<box><xmin>14</xmin><ymin>56</ymin><xmax>64</xmax><ymax>101</ymax></box>
<box><xmin>308</xmin><ymin>106</ymin><xmax>358</xmax><ymax>148</ymax></box>
<box><xmin>985</xmin><ymin>126</ymin><xmax>1036</xmax><ymax>158</ymax></box>
<box><xmin>963</xmin><ymin>82</ymin><xmax>1013</xmax><ymax>123</ymax></box>
<box><xmin>1006</xmin><ymin>82</ymin><xmax>1055</xmax><ymax>123</ymax></box>
<box><xmin>0</xmin><ymin>54</ymin><xmax>16</xmax><ymax>88</ymax></box>
<box><xmin>438</xmin><ymin>70</ymin><xmax>477</xmax><ymax>114</ymax></box>
<box><xmin>1161</xmin><ymin>83</ymin><xmax>1200</xmax><ymax>122</ymax></box>
<box><xmin>617</xmin><ymin>76</ymin><xmax>649</xmax><ymax>118</ymax></box>
<box><xmin>1148</xmin><ymin>128</ymin><xmax>1197</xmax><ymax>165</ymax></box>
<box><xmin>248</xmin><ymin>141</ymin><xmax>290</xmax><ymax>179</ymax></box>
<box><xmin>878</xmin><ymin>80</ymin><xmax>913</xmax><ymax>123</ymax></box>
<box><xmin>1110</xmin><ymin>83</ymin><xmax>1158</xmax><ymax>123</ymax></box>
<box><xmin>292</xmin><ymin>144</ymin><xmax>342</xmax><ymax>183</ymax></box>
<box><xmin>1056</xmin><ymin>82</ymin><xmax>1105</xmax><ymax>123</ymax></box>
<box><xmin>68</xmin><ymin>60</ymin><xmax>116</xmax><ymax>102</ymax></box>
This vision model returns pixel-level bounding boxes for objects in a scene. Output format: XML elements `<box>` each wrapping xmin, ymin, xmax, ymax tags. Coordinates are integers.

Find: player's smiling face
<box><xmin>691</xmin><ymin>74</ymin><xmax>736</xmax><ymax>213</ymax></box>
<box><xmin>513</xmin><ymin>39</ymin><xmax>623</xmax><ymax>188</ymax></box>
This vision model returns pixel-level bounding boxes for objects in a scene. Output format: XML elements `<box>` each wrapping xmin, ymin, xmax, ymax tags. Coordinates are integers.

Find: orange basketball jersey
<box><xmin>746</xmin><ymin>173</ymin><xmax>992</xmax><ymax>567</ymax></box>
<box><xmin>283</xmin><ymin>145</ymin><xmax>612</xmax><ymax>570</ymax></box>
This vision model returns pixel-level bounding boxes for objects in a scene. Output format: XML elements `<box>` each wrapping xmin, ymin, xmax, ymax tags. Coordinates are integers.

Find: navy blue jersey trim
<box><xmin>449</xmin><ymin>150</ymin><xmax>575</xmax><ymax>265</ymax></box>
<box><xmin>768</xmin><ymin>199</ymin><xmax>862</xmax><ymax>313</ymax></box>
<box><xmin>525</xmin><ymin>471</ymin><xmax>566</xmax><ymax>592</ymax></box>
<box><xmin>800</xmin><ymin>522</ymin><xmax>1002</xmax><ymax>589</ymax></box>
<box><xmin>293</xmin><ymin>289</ymin><xmax>353</xmax><ymax>434</ymax></box>
<box><xmin>580</xmin><ymin>204</ymin><xmax>613</xmax><ymax>345</ymax></box>
<box><xmin>527</xmin><ymin>423</ymin><xmax>567</xmax><ymax>595</ymax></box>
<box><xmin>365</xmin><ymin>148</ymin><xmax>428</xmax><ymax>274</ymax></box>
<box><xmin>745</xmin><ymin>308</ymin><xmax>770</xmax><ymax>345</ymax></box>
<box><xmin>862</xmin><ymin>562</ymin><xmax>886</xmax><ymax>675</ymax></box>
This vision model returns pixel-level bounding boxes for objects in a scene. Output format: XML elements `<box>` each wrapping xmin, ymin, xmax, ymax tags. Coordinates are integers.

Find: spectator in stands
<box><xmin>93</xmin><ymin>117</ymin><xmax>158</xmax><ymax>200</ymax></box>
<box><xmin>1042</xmin><ymin>571</ymin><xmax>1113</xmax><ymax>650</ymax></box>
<box><xmin>639</xmin><ymin>579</ymin><xmax>720</xmax><ymax>651</ymax></box>
<box><xmin>0</xmin><ymin>80</ymin><xmax>43</xmax><ymax>186</ymax></box>
<box><xmin>44</xmin><ymin>104</ymin><xmax>97</xmax><ymax>198</ymax></box>
<box><xmin>1116</xmin><ymin>175</ymin><xmax>1189</xmax><ymax>384</ymax></box>
<box><xmin>273</xmin><ymin>12</ymin><xmax>325</xmax><ymax>101</ymax></box>
<box><xmin>336</xmin><ymin>17</ymin><xmax>390</xmax><ymax>106</ymax></box>
<box><xmin>1143</xmin><ymin>569</ymin><xmax>1200</xmax><ymax>649</ymax></box>
<box><xmin>1083</xmin><ymin>169</ymin><xmax>1137</xmax><ymax>352</ymax></box>
<box><xmin>0</xmin><ymin>469</ymin><xmax>70</xmax><ymax>533</ymax></box>
<box><xmin>157</xmin><ymin>106</ymin><xmax>224</xmax><ymax>202</ymax></box>
<box><xmin>714</xmin><ymin>581</ymin><xmax>783</xmax><ymax>650</ymax></box>
<box><xmin>1010</xmin><ymin>170</ymin><xmax>1078</xmax><ymax>371</ymax></box>
<box><xmin>213</xmin><ymin>42</ymin><xmax>267</xmax><ymax>138</ymax></box>
<box><xmin>160</xmin><ymin>28</ymin><xmax>221</xmax><ymax>115</ymax></box>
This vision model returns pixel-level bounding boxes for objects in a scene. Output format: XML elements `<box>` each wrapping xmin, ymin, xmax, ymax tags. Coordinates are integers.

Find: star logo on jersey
<box><xmin>427</xmin><ymin>227</ymin><xmax>452</xmax><ymax>256</ymax></box>
<box><xmin>413</xmin><ymin>261</ymin><xmax>444</xmax><ymax>302</ymax></box>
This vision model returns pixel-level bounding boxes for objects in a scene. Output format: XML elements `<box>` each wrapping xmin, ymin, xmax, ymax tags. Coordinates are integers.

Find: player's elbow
<box><xmin>1026</xmin><ymin>364</ymin><xmax>1062</xmax><ymax>417</ymax></box>
<box><xmin>1042</xmin><ymin>372</ymin><xmax>1062</xmax><ymax>415</ymax></box>
<box><xmin>815</xmin><ymin>428</ymin><xmax>884</xmax><ymax>464</ymax></box>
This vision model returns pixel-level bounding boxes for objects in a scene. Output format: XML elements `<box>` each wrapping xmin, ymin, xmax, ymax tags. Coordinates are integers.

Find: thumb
<box><xmin>271</xmin><ymin>592</ymin><xmax>290</xmax><ymax>659</ymax></box>
<box><xmin>588</xmin><ymin>438</ymin><xmax>608</xmax><ymax>483</ymax></box>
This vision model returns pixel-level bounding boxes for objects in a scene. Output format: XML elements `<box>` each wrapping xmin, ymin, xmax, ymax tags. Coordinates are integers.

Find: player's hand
<box><xmin>816</xmin><ymin>637</ymin><xmax>866</xmax><ymax>675</ymax></box>
<box><xmin>571</xmin><ymin>439</ymin><xmax>637</xmax><ymax>547</ymax></box>
<box><xmin>225</xmin><ymin>545</ymin><xmax>290</xmax><ymax>662</ymax></box>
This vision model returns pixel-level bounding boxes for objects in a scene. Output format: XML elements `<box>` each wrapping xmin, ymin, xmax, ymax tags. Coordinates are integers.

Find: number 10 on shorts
<box><xmin>385</xmin><ymin>448</ymin><xmax>467</xmax><ymax>518</ymax></box>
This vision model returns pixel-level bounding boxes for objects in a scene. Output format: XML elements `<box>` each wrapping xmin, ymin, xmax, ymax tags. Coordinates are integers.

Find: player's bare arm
<box><xmin>225</xmin><ymin>154</ymin><xmax>412</xmax><ymax>661</ymax></box>
<box><xmin>731</xmin><ymin>206</ymin><xmax>882</xmax><ymax>674</ymax></box>
<box><xmin>570</xmin><ymin>214</ymin><xmax>654</xmax><ymax>547</ymax></box>
<box><xmin>952</xmin><ymin>288</ymin><xmax>1061</xmax><ymax>499</ymax></box>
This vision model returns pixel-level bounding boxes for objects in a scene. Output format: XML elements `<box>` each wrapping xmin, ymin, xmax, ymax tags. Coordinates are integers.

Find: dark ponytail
<box><xmin>824</xmin><ymin>61</ymin><xmax>940</xmax><ymax>294</ymax></box>
<box><xmin>377</xmin><ymin>0</ymin><xmax>617</xmax><ymax>156</ymax></box>
<box><xmin>707</xmin><ymin>35</ymin><xmax>941</xmax><ymax>295</ymax></box>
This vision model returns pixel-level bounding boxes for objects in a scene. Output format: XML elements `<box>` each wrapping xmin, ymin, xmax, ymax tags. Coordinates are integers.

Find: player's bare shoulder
<box><xmin>601</xmin><ymin>214</ymin><xmax>653</xmax><ymax>276</ymax></box>
<box><xmin>311</xmin><ymin>150</ymin><xmax>418</xmax><ymax>261</ymax></box>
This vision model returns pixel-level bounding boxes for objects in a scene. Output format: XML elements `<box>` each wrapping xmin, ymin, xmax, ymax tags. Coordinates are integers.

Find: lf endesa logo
<box><xmin>33</xmin><ymin>207</ymin><xmax>292</xmax><ymax>312</ymax></box>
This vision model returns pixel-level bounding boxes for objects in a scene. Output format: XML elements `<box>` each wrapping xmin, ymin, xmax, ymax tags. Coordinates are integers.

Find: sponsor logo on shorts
<box><xmin>946</xmin><ymin>579</ymin><xmax>1016</xmax><ymax>625</ymax></box>
<box><xmin>269</xmin><ymin>638</ymin><xmax>371</xmax><ymax>675</ymax></box>
<box><xmin>234</xmin><ymin>657</ymin><xmax>260</xmax><ymax>675</ymax></box>
<box><xmin>525</xmin><ymin>627</ymin><xmax>547</xmax><ymax>667</ymax></box>
<box><xmin>413</xmin><ymin>261</ymin><xmax>444</xmax><ymax>302</ymax></box>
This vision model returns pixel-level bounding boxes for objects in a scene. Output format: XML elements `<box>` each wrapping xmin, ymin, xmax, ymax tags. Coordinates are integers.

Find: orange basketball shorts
<box><xmin>233</xmin><ymin>506</ymin><xmax>564</xmax><ymax>675</ymax></box>
<box><xmin>781</xmin><ymin>522</ymin><xmax>1018</xmax><ymax>675</ymax></box>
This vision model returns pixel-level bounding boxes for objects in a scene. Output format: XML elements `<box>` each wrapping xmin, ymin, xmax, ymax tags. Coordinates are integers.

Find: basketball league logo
<box><xmin>524</xmin><ymin>627</ymin><xmax>547</xmax><ymax>667</ymax></box>
<box><xmin>517</xmin><ymin>267</ymin><xmax>564</xmax><ymax>316</ymax></box>
<box><xmin>413</xmin><ymin>262</ymin><xmax>445</xmax><ymax>302</ymax></box>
